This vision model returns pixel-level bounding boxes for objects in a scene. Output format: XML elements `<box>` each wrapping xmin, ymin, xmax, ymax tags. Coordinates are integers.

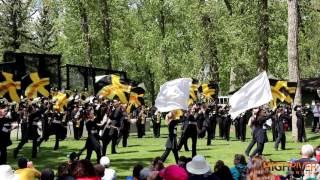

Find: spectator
<box><xmin>71</xmin><ymin>160</ymin><xmax>100</xmax><ymax>180</ymax></box>
<box><xmin>247</xmin><ymin>155</ymin><xmax>275</xmax><ymax>180</ymax></box>
<box><xmin>132</xmin><ymin>164</ymin><xmax>143</xmax><ymax>180</ymax></box>
<box><xmin>230</xmin><ymin>154</ymin><xmax>247</xmax><ymax>180</ymax></box>
<box><xmin>159</xmin><ymin>165</ymin><xmax>188</xmax><ymax>180</ymax></box>
<box><xmin>177</xmin><ymin>156</ymin><xmax>188</xmax><ymax>170</ymax></box>
<box><xmin>0</xmin><ymin>165</ymin><xmax>19</xmax><ymax>180</ymax></box>
<box><xmin>213</xmin><ymin>160</ymin><xmax>233</xmax><ymax>180</ymax></box>
<box><xmin>315</xmin><ymin>145</ymin><xmax>320</xmax><ymax>163</ymax></box>
<box><xmin>69</xmin><ymin>152</ymin><xmax>80</xmax><ymax>164</ymax></box>
<box><xmin>290</xmin><ymin>144</ymin><xmax>320</xmax><ymax>179</ymax></box>
<box><xmin>151</xmin><ymin>157</ymin><xmax>164</xmax><ymax>171</ymax></box>
<box><xmin>100</xmin><ymin>156</ymin><xmax>116</xmax><ymax>180</ymax></box>
<box><xmin>41</xmin><ymin>168</ymin><xmax>55</xmax><ymax>180</ymax></box>
<box><xmin>15</xmin><ymin>157</ymin><xmax>41</xmax><ymax>180</ymax></box>
<box><xmin>186</xmin><ymin>155</ymin><xmax>216</xmax><ymax>180</ymax></box>
<box><xmin>94</xmin><ymin>164</ymin><xmax>105</xmax><ymax>179</ymax></box>
<box><xmin>139</xmin><ymin>168</ymin><xmax>151</xmax><ymax>180</ymax></box>
<box><xmin>56</xmin><ymin>162</ymin><xmax>75</xmax><ymax>180</ymax></box>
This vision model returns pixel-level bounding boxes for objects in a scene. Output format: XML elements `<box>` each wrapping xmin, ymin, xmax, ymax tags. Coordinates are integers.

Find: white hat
<box><xmin>186</xmin><ymin>155</ymin><xmax>211</xmax><ymax>175</ymax></box>
<box><xmin>301</xmin><ymin>144</ymin><xmax>314</xmax><ymax>157</ymax></box>
<box><xmin>100</xmin><ymin>156</ymin><xmax>110</xmax><ymax>167</ymax></box>
<box><xmin>0</xmin><ymin>165</ymin><xmax>19</xmax><ymax>180</ymax></box>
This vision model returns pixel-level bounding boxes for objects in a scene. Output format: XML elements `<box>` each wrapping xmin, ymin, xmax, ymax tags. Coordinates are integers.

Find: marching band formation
<box><xmin>0</xmin><ymin>89</ymin><xmax>319</xmax><ymax>166</ymax></box>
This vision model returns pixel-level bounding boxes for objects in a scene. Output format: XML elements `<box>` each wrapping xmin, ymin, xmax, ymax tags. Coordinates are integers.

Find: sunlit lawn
<box><xmin>7</xmin><ymin>125</ymin><xmax>320</xmax><ymax>179</ymax></box>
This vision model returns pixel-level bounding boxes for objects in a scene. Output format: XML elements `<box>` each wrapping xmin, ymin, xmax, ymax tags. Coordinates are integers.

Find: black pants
<box><xmin>245</xmin><ymin>138</ymin><xmax>256</xmax><ymax>156</ymax></box>
<box><xmin>207</xmin><ymin>129</ymin><xmax>213</xmax><ymax>145</ymax></box>
<box><xmin>153</xmin><ymin>122</ymin><xmax>161</xmax><ymax>138</ymax></box>
<box><xmin>312</xmin><ymin>117</ymin><xmax>319</xmax><ymax>132</ymax></box>
<box><xmin>240</xmin><ymin>120</ymin><xmax>246</xmax><ymax>142</ymax></box>
<box><xmin>212</xmin><ymin>120</ymin><xmax>216</xmax><ymax>139</ymax></box>
<box><xmin>251</xmin><ymin>142</ymin><xmax>264</xmax><ymax>156</ymax></box>
<box><xmin>161</xmin><ymin>148</ymin><xmax>179</xmax><ymax>164</ymax></box>
<box><xmin>235</xmin><ymin>121</ymin><xmax>240</xmax><ymax>140</ymax></box>
<box><xmin>79</xmin><ymin>135</ymin><xmax>101</xmax><ymax>164</ymax></box>
<box><xmin>177</xmin><ymin>131</ymin><xmax>197</xmax><ymax>157</ymax></box>
<box><xmin>73</xmin><ymin>121</ymin><xmax>84</xmax><ymax>140</ymax></box>
<box><xmin>137</xmin><ymin>123</ymin><xmax>145</xmax><ymax>138</ymax></box>
<box><xmin>224</xmin><ymin>121</ymin><xmax>231</xmax><ymax>141</ymax></box>
<box><xmin>0</xmin><ymin>146</ymin><xmax>7</xmax><ymax>165</ymax></box>
<box><xmin>271</xmin><ymin>124</ymin><xmax>277</xmax><ymax>142</ymax></box>
<box><xmin>297</xmin><ymin>124</ymin><xmax>307</xmax><ymax>142</ymax></box>
<box><xmin>219</xmin><ymin>120</ymin><xmax>224</xmax><ymax>138</ymax></box>
<box><xmin>274</xmin><ymin>132</ymin><xmax>286</xmax><ymax>150</ymax></box>
<box><xmin>15</xmin><ymin>137</ymin><xmax>38</xmax><ymax>158</ymax></box>
<box><xmin>38</xmin><ymin>129</ymin><xmax>60</xmax><ymax>150</ymax></box>
<box><xmin>122</xmin><ymin>130</ymin><xmax>129</xmax><ymax>147</ymax></box>
<box><xmin>103</xmin><ymin>129</ymin><xmax>119</xmax><ymax>155</ymax></box>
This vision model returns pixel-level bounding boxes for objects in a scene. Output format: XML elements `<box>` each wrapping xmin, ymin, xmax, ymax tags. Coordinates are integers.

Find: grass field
<box><xmin>6</xmin><ymin>125</ymin><xmax>320</xmax><ymax>179</ymax></box>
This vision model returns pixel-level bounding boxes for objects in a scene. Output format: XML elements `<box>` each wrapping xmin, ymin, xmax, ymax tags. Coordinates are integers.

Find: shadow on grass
<box><xmin>307</xmin><ymin>135</ymin><xmax>320</xmax><ymax>141</ymax></box>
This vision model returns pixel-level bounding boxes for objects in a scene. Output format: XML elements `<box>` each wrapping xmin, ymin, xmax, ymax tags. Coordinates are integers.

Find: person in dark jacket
<box><xmin>177</xmin><ymin>109</ymin><xmax>197</xmax><ymax>157</ymax></box>
<box><xmin>295</xmin><ymin>105</ymin><xmax>307</xmax><ymax>142</ymax></box>
<box><xmin>0</xmin><ymin>104</ymin><xmax>16</xmax><ymax>164</ymax></box>
<box><xmin>78</xmin><ymin>109</ymin><xmax>101</xmax><ymax>164</ymax></box>
<box><xmin>161</xmin><ymin>111</ymin><xmax>179</xmax><ymax>164</ymax></box>
<box><xmin>246</xmin><ymin>108</ymin><xmax>273</xmax><ymax>157</ymax></box>
<box><xmin>14</xmin><ymin>104</ymin><xmax>41</xmax><ymax>158</ymax></box>
<box><xmin>274</xmin><ymin>106</ymin><xmax>289</xmax><ymax>151</ymax></box>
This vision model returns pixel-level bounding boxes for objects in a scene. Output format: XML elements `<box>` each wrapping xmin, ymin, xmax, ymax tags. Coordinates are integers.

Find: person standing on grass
<box><xmin>312</xmin><ymin>100</ymin><xmax>320</xmax><ymax>132</ymax></box>
<box><xmin>245</xmin><ymin>108</ymin><xmax>273</xmax><ymax>157</ymax></box>
<box><xmin>161</xmin><ymin>110</ymin><xmax>180</xmax><ymax>164</ymax></box>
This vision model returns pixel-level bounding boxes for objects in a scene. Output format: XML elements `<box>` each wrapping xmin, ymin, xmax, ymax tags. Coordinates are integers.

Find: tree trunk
<box><xmin>100</xmin><ymin>0</ymin><xmax>112</xmax><ymax>69</ymax></box>
<box><xmin>77</xmin><ymin>0</ymin><xmax>93</xmax><ymax>67</ymax></box>
<box><xmin>288</xmin><ymin>0</ymin><xmax>300</xmax><ymax>141</ymax></box>
<box><xmin>159</xmin><ymin>0</ymin><xmax>170</xmax><ymax>80</ymax></box>
<box><xmin>258</xmin><ymin>0</ymin><xmax>269</xmax><ymax>72</ymax></box>
<box><xmin>199</xmin><ymin>0</ymin><xmax>220</xmax><ymax>87</ymax></box>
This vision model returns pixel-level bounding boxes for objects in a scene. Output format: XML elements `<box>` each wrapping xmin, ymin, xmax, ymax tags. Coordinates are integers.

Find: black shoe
<box><xmin>111</xmin><ymin>151</ymin><xmax>117</xmax><ymax>154</ymax></box>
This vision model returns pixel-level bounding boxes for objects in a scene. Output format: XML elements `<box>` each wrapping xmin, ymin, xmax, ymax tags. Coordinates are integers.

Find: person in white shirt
<box><xmin>100</xmin><ymin>156</ymin><xmax>116</xmax><ymax>180</ymax></box>
<box><xmin>312</xmin><ymin>100</ymin><xmax>320</xmax><ymax>132</ymax></box>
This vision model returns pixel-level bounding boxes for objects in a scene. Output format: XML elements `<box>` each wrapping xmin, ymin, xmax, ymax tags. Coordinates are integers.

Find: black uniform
<box><xmin>296</xmin><ymin>111</ymin><xmax>307</xmax><ymax>142</ymax></box>
<box><xmin>79</xmin><ymin>119</ymin><xmax>101</xmax><ymax>164</ymax></box>
<box><xmin>14</xmin><ymin>107</ymin><xmax>41</xmax><ymax>158</ymax></box>
<box><xmin>103</xmin><ymin>107</ymin><xmax>123</xmax><ymax>155</ymax></box>
<box><xmin>223</xmin><ymin>113</ymin><xmax>231</xmax><ymax>141</ymax></box>
<box><xmin>38</xmin><ymin>110</ymin><xmax>66</xmax><ymax>150</ymax></box>
<box><xmin>234</xmin><ymin>116</ymin><xmax>241</xmax><ymax>140</ymax></box>
<box><xmin>274</xmin><ymin>113</ymin><xmax>288</xmax><ymax>150</ymax></box>
<box><xmin>152</xmin><ymin>112</ymin><xmax>161</xmax><ymax>138</ymax></box>
<box><xmin>121</xmin><ymin>115</ymin><xmax>130</xmax><ymax>147</ymax></box>
<box><xmin>136</xmin><ymin>109</ymin><xmax>146</xmax><ymax>138</ymax></box>
<box><xmin>240</xmin><ymin>111</ymin><xmax>250</xmax><ymax>142</ymax></box>
<box><xmin>177</xmin><ymin>114</ymin><xmax>197</xmax><ymax>157</ymax></box>
<box><xmin>0</xmin><ymin>113</ymin><xmax>13</xmax><ymax>164</ymax></box>
<box><xmin>74</xmin><ymin>108</ymin><xmax>85</xmax><ymax>140</ymax></box>
<box><xmin>245</xmin><ymin>114</ymin><xmax>271</xmax><ymax>157</ymax></box>
<box><xmin>161</xmin><ymin>119</ymin><xmax>179</xmax><ymax>163</ymax></box>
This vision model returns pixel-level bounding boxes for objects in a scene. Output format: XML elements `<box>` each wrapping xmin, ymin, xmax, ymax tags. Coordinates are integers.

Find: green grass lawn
<box><xmin>6</xmin><ymin>126</ymin><xmax>320</xmax><ymax>179</ymax></box>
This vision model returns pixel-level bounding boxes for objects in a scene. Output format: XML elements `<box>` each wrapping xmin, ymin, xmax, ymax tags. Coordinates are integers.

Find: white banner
<box><xmin>229</xmin><ymin>71</ymin><xmax>272</xmax><ymax>119</ymax></box>
<box><xmin>155</xmin><ymin>78</ymin><xmax>192</xmax><ymax>112</ymax></box>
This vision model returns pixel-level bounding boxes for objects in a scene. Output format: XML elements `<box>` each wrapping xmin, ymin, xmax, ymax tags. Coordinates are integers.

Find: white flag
<box><xmin>155</xmin><ymin>78</ymin><xmax>192</xmax><ymax>112</ymax></box>
<box><xmin>229</xmin><ymin>71</ymin><xmax>272</xmax><ymax>119</ymax></box>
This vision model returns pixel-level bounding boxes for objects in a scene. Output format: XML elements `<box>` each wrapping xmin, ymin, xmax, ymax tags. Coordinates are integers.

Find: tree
<box><xmin>77</xmin><ymin>0</ymin><xmax>93</xmax><ymax>67</ymax></box>
<box><xmin>257</xmin><ymin>0</ymin><xmax>269</xmax><ymax>72</ymax></box>
<box><xmin>287</xmin><ymin>0</ymin><xmax>300</xmax><ymax>140</ymax></box>
<box><xmin>99</xmin><ymin>0</ymin><xmax>112</xmax><ymax>69</ymax></box>
<box><xmin>33</xmin><ymin>1</ymin><xmax>57</xmax><ymax>53</ymax></box>
<box><xmin>0</xmin><ymin>0</ymin><xmax>35</xmax><ymax>52</ymax></box>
